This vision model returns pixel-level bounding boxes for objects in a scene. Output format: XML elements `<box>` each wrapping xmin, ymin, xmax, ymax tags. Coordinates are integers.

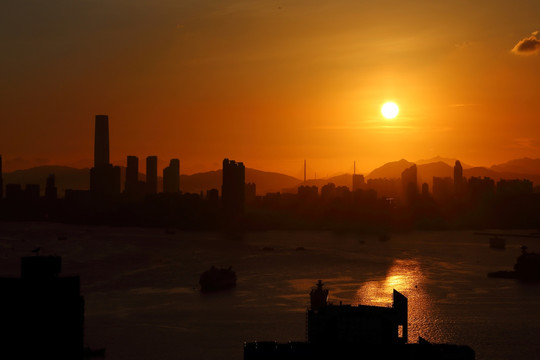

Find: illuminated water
<box><xmin>0</xmin><ymin>222</ymin><xmax>539</xmax><ymax>360</ymax></box>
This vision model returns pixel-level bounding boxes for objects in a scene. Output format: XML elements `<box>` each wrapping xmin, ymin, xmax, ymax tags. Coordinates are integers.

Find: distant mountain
<box><xmin>180</xmin><ymin>168</ymin><xmax>301</xmax><ymax>195</ymax></box>
<box><xmin>2</xmin><ymin>166</ymin><xmax>301</xmax><ymax>196</ymax></box>
<box><xmin>417</xmin><ymin>162</ymin><xmax>453</xmax><ymax>187</ymax></box>
<box><xmin>416</xmin><ymin>156</ymin><xmax>472</xmax><ymax>169</ymax></box>
<box><xmin>2</xmin><ymin>166</ymin><xmax>90</xmax><ymax>196</ymax></box>
<box><xmin>367</xmin><ymin>159</ymin><xmax>414</xmax><ymax>179</ymax></box>
<box><xmin>490</xmin><ymin>158</ymin><xmax>540</xmax><ymax>175</ymax></box>
<box><xmin>4</xmin><ymin>158</ymin><xmax>540</xmax><ymax>197</ymax></box>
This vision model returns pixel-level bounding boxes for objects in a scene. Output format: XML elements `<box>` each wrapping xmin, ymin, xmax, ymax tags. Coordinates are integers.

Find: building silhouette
<box><xmin>401</xmin><ymin>165</ymin><xmax>418</xmax><ymax>203</ymax></box>
<box><xmin>125</xmin><ymin>156</ymin><xmax>139</xmax><ymax>194</ymax></box>
<box><xmin>89</xmin><ymin>115</ymin><xmax>121</xmax><ymax>199</ymax></box>
<box><xmin>432</xmin><ymin>176</ymin><xmax>453</xmax><ymax>202</ymax></box>
<box><xmin>0</xmin><ymin>256</ymin><xmax>84</xmax><ymax>359</ymax></box>
<box><xmin>454</xmin><ymin>160</ymin><xmax>464</xmax><ymax>195</ymax></box>
<box><xmin>222</xmin><ymin>158</ymin><xmax>245</xmax><ymax>215</ymax></box>
<box><xmin>163</xmin><ymin>159</ymin><xmax>180</xmax><ymax>193</ymax></box>
<box><xmin>24</xmin><ymin>184</ymin><xmax>40</xmax><ymax>203</ymax></box>
<box><xmin>5</xmin><ymin>184</ymin><xmax>23</xmax><ymax>202</ymax></box>
<box><xmin>245</xmin><ymin>182</ymin><xmax>256</xmax><ymax>204</ymax></box>
<box><xmin>45</xmin><ymin>174</ymin><xmax>57</xmax><ymax>201</ymax></box>
<box><xmin>352</xmin><ymin>174</ymin><xmax>365</xmax><ymax>192</ymax></box>
<box><xmin>146</xmin><ymin>156</ymin><xmax>158</xmax><ymax>194</ymax></box>
<box><xmin>245</xmin><ymin>280</ymin><xmax>474</xmax><ymax>360</ymax></box>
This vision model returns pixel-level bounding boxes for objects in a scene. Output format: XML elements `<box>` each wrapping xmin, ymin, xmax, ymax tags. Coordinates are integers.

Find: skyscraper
<box><xmin>163</xmin><ymin>159</ymin><xmax>180</xmax><ymax>193</ymax></box>
<box><xmin>45</xmin><ymin>174</ymin><xmax>57</xmax><ymax>201</ymax></box>
<box><xmin>146</xmin><ymin>156</ymin><xmax>158</xmax><ymax>194</ymax></box>
<box><xmin>222</xmin><ymin>158</ymin><xmax>245</xmax><ymax>216</ymax></box>
<box><xmin>125</xmin><ymin>156</ymin><xmax>139</xmax><ymax>194</ymax></box>
<box><xmin>94</xmin><ymin>115</ymin><xmax>109</xmax><ymax>168</ymax></box>
<box><xmin>90</xmin><ymin>115</ymin><xmax>121</xmax><ymax>199</ymax></box>
<box><xmin>401</xmin><ymin>164</ymin><xmax>418</xmax><ymax>203</ymax></box>
<box><xmin>454</xmin><ymin>160</ymin><xmax>463</xmax><ymax>195</ymax></box>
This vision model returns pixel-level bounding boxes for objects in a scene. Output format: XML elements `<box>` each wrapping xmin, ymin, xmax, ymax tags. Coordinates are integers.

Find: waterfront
<box><xmin>0</xmin><ymin>222</ymin><xmax>538</xmax><ymax>360</ymax></box>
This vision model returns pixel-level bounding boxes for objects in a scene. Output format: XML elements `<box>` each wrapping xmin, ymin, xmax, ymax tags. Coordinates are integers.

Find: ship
<box><xmin>199</xmin><ymin>266</ymin><xmax>236</xmax><ymax>292</ymax></box>
<box><xmin>488</xmin><ymin>246</ymin><xmax>540</xmax><ymax>281</ymax></box>
<box><xmin>244</xmin><ymin>280</ymin><xmax>475</xmax><ymax>360</ymax></box>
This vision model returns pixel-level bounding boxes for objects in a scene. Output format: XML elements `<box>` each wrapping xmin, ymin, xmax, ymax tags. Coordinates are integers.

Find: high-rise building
<box><xmin>222</xmin><ymin>158</ymin><xmax>245</xmax><ymax>215</ymax></box>
<box><xmin>90</xmin><ymin>115</ymin><xmax>121</xmax><ymax>199</ymax></box>
<box><xmin>45</xmin><ymin>174</ymin><xmax>57</xmax><ymax>201</ymax></box>
<box><xmin>0</xmin><ymin>256</ymin><xmax>84</xmax><ymax>359</ymax></box>
<box><xmin>94</xmin><ymin>115</ymin><xmax>109</xmax><ymax>168</ymax></box>
<box><xmin>125</xmin><ymin>156</ymin><xmax>139</xmax><ymax>194</ymax></box>
<box><xmin>146</xmin><ymin>156</ymin><xmax>158</xmax><ymax>194</ymax></box>
<box><xmin>454</xmin><ymin>160</ymin><xmax>463</xmax><ymax>195</ymax></box>
<box><xmin>163</xmin><ymin>159</ymin><xmax>180</xmax><ymax>193</ymax></box>
<box><xmin>352</xmin><ymin>174</ymin><xmax>365</xmax><ymax>192</ymax></box>
<box><xmin>401</xmin><ymin>164</ymin><xmax>418</xmax><ymax>203</ymax></box>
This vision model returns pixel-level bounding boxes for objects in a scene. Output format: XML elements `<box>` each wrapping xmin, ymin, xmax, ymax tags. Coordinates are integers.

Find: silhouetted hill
<box><xmin>491</xmin><ymin>158</ymin><xmax>540</xmax><ymax>175</ymax></box>
<box><xmin>3</xmin><ymin>166</ymin><xmax>90</xmax><ymax>196</ymax></box>
<box><xmin>367</xmin><ymin>159</ymin><xmax>414</xmax><ymax>179</ymax></box>
<box><xmin>416</xmin><ymin>156</ymin><xmax>472</xmax><ymax>169</ymax></box>
<box><xmin>180</xmin><ymin>168</ymin><xmax>300</xmax><ymax>195</ymax></box>
<box><xmin>245</xmin><ymin>168</ymin><xmax>301</xmax><ymax>195</ymax></box>
<box><xmin>463</xmin><ymin>167</ymin><xmax>501</xmax><ymax>179</ymax></box>
<box><xmin>2</xmin><ymin>166</ymin><xmax>301</xmax><ymax>196</ymax></box>
<box><xmin>417</xmin><ymin>162</ymin><xmax>453</xmax><ymax>187</ymax></box>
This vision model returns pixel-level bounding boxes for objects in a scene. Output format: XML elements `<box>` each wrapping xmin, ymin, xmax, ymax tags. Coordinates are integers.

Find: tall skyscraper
<box><xmin>401</xmin><ymin>164</ymin><xmax>418</xmax><ymax>203</ymax></box>
<box><xmin>45</xmin><ymin>174</ymin><xmax>57</xmax><ymax>201</ymax></box>
<box><xmin>125</xmin><ymin>156</ymin><xmax>139</xmax><ymax>194</ymax></box>
<box><xmin>146</xmin><ymin>156</ymin><xmax>158</xmax><ymax>194</ymax></box>
<box><xmin>454</xmin><ymin>160</ymin><xmax>463</xmax><ymax>195</ymax></box>
<box><xmin>90</xmin><ymin>115</ymin><xmax>121</xmax><ymax>199</ymax></box>
<box><xmin>94</xmin><ymin>115</ymin><xmax>109</xmax><ymax>168</ymax></box>
<box><xmin>222</xmin><ymin>158</ymin><xmax>245</xmax><ymax>215</ymax></box>
<box><xmin>163</xmin><ymin>159</ymin><xmax>180</xmax><ymax>193</ymax></box>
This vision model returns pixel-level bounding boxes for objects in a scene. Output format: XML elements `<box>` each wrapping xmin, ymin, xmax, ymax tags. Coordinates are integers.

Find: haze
<box><xmin>2</xmin><ymin>0</ymin><xmax>540</xmax><ymax>177</ymax></box>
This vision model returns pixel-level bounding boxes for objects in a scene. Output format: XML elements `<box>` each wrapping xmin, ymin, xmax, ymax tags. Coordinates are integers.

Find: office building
<box><xmin>163</xmin><ymin>159</ymin><xmax>180</xmax><ymax>193</ymax></box>
<box><xmin>222</xmin><ymin>158</ymin><xmax>245</xmax><ymax>215</ymax></box>
<box><xmin>0</xmin><ymin>256</ymin><xmax>84</xmax><ymax>359</ymax></box>
<box><xmin>146</xmin><ymin>156</ymin><xmax>158</xmax><ymax>194</ymax></box>
<box><xmin>90</xmin><ymin>115</ymin><xmax>121</xmax><ymax>199</ymax></box>
<box><xmin>125</xmin><ymin>156</ymin><xmax>139</xmax><ymax>194</ymax></box>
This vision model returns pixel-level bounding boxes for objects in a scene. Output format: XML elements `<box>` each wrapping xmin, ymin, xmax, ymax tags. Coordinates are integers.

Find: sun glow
<box><xmin>381</xmin><ymin>102</ymin><xmax>399</xmax><ymax>119</ymax></box>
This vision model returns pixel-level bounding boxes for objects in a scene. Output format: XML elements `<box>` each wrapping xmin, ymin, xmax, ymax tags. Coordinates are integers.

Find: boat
<box><xmin>199</xmin><ymin>266</ymin><xmax>236</xmax><ymax>292</ymax></box>
<box><xmin>489</xmin><ymin>237</ymin><xmax>505</xmax><ymax>249</ymax></box>
<box><xmin>488</xmin><ymin>246</ymin><xmax>540</xmax><ymax>281</ymax></box>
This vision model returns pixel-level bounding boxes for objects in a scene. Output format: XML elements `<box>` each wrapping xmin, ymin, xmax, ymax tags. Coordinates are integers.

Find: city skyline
<box><xmin>2</xmin><ymin>1</ymin><xmax>540</xmax><ymax>177</ymax></box>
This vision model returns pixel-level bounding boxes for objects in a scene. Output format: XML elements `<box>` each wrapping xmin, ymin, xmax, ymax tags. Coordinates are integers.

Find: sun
<box><xmin>381</xmin><ymin>102</ymin><xmax>399</xmax><ymax>119</ymax></box>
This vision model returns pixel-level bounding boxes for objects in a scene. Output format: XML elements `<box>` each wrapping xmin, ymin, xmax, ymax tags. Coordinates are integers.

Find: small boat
<box><xmin>489</xmin><ymin>237</ymin><xmax>506</xmax><ymax>249</ymax></box>
<box><xmin>199</xmin><ymin>266</ymin><xmax>236</xmax><ymax>292</ymax></box>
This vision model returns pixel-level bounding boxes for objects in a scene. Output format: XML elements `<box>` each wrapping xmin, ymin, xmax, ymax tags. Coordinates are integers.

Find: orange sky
<box><xmin>2</xmin><ymin>1</ymin><xmax>540</xmax><ymax>177</ymax></box>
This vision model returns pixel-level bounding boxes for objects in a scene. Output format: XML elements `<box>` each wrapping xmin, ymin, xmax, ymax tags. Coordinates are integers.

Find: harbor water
<box><xmin>0</xmin><ymin>222</ymin><xmax>538</xmax><ymax>360</ymax></box>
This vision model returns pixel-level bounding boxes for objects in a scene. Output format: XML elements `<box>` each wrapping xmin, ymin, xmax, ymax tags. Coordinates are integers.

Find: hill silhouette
<box><xmin>490</xmin><ymin>158</ymin><xmax>540</xmax><ymax>175</ymax></box>
<box><xmin>3</xmin><ymin>158</ymin><xmax>540</xmax><ymax>197</ymax></box>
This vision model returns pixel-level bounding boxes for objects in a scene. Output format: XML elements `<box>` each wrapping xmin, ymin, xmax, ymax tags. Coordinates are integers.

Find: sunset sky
<box><xmin>2</xmin><ymin>0</ymin><xmax>540</xmax><ymax>177</ymax></box>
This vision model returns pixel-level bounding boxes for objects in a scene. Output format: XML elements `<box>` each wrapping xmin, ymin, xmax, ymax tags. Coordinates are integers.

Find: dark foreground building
<box><xmin>244</xmin><ymin>280</ymin><xmax>475</xmax><ymax>360</ymax></box>
<box><xmin>0</xmin><ymin>256</ymin><xmax>84</xmax><ymax>359</ymax></box>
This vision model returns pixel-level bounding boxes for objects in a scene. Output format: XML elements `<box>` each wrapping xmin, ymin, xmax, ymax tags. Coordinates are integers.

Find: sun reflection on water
<box><xmin>354</xmin><ymin>259</ymin><xmax>444</xmax><ymax>343</ymax></box>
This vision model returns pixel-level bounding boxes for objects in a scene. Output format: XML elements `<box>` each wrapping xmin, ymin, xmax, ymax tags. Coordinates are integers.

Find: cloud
<box><xmin>511</xmin><ymin>32</ymin><xmax>540</xmax><ymax>55</ymax></box>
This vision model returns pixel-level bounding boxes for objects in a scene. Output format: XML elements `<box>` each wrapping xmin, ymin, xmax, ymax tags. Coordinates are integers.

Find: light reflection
<box><xmin>354</xmin><ymin>259</ymin><xmax>443</xmax><ymax>343</ymax></box>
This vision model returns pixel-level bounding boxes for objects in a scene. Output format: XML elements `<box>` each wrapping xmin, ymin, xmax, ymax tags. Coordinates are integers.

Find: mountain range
<box><xmin>2</xmin><ymin>157</ymin><xmax>540</xmax><ymax>196</ymax></box>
